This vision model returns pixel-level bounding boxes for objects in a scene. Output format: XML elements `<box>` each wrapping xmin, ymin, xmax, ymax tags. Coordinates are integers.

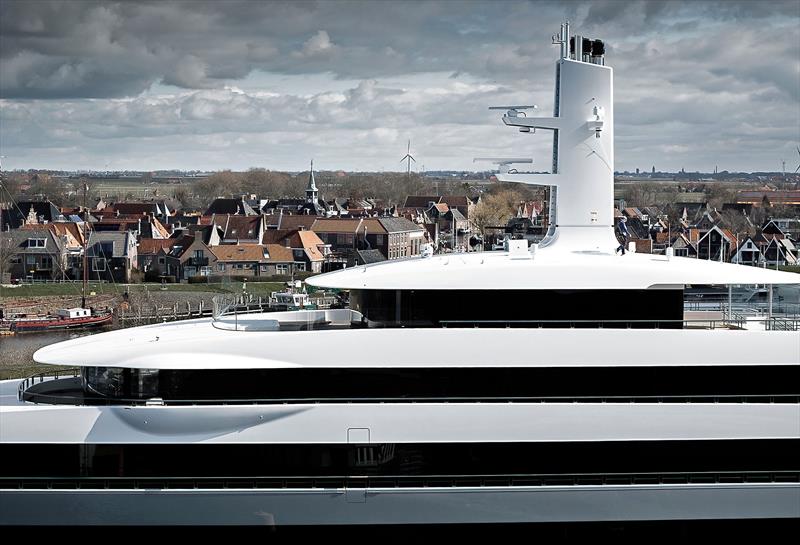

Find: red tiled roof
<box><xmin>211</xmin><ymin>244</ymin><xmax>269</xmax><ymax>262</ymax></box>
<box><xmin>441</xmin><ymin>195</ymin><xmax>469</xmax><ymax>208</ymax></box>
<box><xmin>138</xmin><ymin>238</ymin><xmax>177</xmax><ymax>255</ymax></box>
<box><xmin>223</xmin><ymin>215</ymin><xmax>262</xmax><ymax>239</ymax></box>
<box><xmin>311</xmin><ymin>218</ymin><xmax>363</xmax><ymax>234</ymax></box>
<box><xmin>263</xmin><ymin>244</ymin><xmax>295</xmax><ymax>263</ymax></box>
<box><xmin>296</xmin><ymin>231</ymin><xmax>325</xmax><ymax>261</ymax></box>
<box><xmin>277</xmin><ymin>214</ymin><xmax>317</xmax><ymax>231</ymax></box>
<box><xmin>403</xmin><ymin>195</ymin><xmax>441</xmax><ymax>208</ymax></box>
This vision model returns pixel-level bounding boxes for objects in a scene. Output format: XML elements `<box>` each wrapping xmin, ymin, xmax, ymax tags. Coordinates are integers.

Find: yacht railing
<box><xmin>18</xmin><ymin>381</ymin><xmax>800</xmax><ymax>406</ymax></box>
<box><xmin>211</xmin><ymin>294</ymin><xmax>361</xmax><ymax>331</ymax></box>
<box><xmin>685</xmin><ymin>301</ymin><xmax>800</xmax><ymax>317</ymax></box>
<box><xmin>16</xmin><ymin>368</ymin><xmax>79</xmax><ymax>401</ymax></box>
<box><xmin>439</xmin><ymin>318</ymin><xmax>800</xmax><ymax>330</ymax></box>
<box><xmin>3</xmin><ymin>470</ymin><xmax>797</xmax><ymax>491</ymax></box>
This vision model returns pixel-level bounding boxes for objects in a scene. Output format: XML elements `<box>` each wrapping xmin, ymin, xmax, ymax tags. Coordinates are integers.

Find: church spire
<box><xmin>306</xmin><ymin>159</ymin><xmax>318</xmax><ymax>203</ymax></box>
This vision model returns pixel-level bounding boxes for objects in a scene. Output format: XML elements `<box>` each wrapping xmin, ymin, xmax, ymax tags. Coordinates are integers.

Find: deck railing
<box><xmin>2</xmin><ymin>470</ymin><xmax>797</xmax><ymax>491</ymax></box>
<box><xmin>439</xmin><ymin>318</ymin><xmax>800</xmax><ymax>330</ymax></box>
<box><xmin>16</xmin><ymin>368</ymin><xmax>79</xmax><ymax>401</ymax></box>
<box><xmin>18</xmin><ymin>376</ymin><xmax>800</xmax><ymax>407</ymax></box>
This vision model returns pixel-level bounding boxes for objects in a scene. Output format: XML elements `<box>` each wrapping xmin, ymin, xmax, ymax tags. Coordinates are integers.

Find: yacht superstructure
<box><xmin>1</xmin><ymin>24</ymin><xmax>798</xmax><ymax>526</ymax></box>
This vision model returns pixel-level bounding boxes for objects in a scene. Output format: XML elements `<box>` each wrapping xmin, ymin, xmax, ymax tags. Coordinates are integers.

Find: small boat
<box><xmin>268</xmin><ymin>290</ymin><xmax>316</xmax><ymax>311</ymax></box>
<box><xmin>4</xmin><ymin>307</ymin><xmax>112</xmax><ymax>333</ymax></box>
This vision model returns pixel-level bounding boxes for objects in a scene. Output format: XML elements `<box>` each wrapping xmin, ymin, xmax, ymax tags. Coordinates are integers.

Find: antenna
<box><xmin>489</xmin><ymin>106</ymin><xmax>539</xmax><ymax>132</ymax></box>
<box><xmin>794</xmin><ymin>146</ymin><xmax>800</xmax><ymax>174</ymax></box>
<box><xmin>473</xmin><ymin>158</ymin><xmax>533</xmax><ymax>174</ymax></box>
<box><xmin>782</xmin><ymin>158</ymin><xmax>786</xmax><ymax>190</ymax></box>
<box><xmin>400</xmin><ymin>139</ymin><xmax>416</xmax><ymax>180</ymax></box>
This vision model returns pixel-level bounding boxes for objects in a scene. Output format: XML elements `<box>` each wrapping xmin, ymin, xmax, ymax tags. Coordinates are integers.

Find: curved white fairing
<box><xmin>32</xmin><ymin>323</ymin><xmax>800</xmax><ymax>370</ymax></box>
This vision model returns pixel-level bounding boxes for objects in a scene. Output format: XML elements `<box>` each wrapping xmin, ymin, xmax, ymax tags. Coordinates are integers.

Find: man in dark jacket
<box><xmin>615</xmin><ymin>216</ymin><xmax>629</xmax><ymax>255</ymax></box>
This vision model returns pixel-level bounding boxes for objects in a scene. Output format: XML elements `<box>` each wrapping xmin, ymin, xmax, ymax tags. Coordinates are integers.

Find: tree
<box><xmin>28</xmin><ymin>173</ymin><xmax>65</xmax><ymax>203</ymax></box>
<box><xmin>470</xmin><ymin>189</ymin><xmax>523</xmax><ymax>236</ymax></box>
<box><xmin>0</xmin><ymin>230</ymin><xmax>15</xmax><ymax>282</ymax></box>
<box><xmin>194</xmin><ymin>171</ymin><xmax>242</xmax><ymax>204</ymax></box>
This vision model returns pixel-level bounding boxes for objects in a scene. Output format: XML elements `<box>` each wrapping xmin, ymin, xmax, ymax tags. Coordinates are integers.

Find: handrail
<box><xmin>3</xmin><ymin>470</ymin><xmax>797</xmax><ymax>490</ymax></box>
<box><xmin>439</xmin><ymin>318</ymin><xmax>800</xmax><ymax>329</ymax></box>
<box><xmin>17</xmin><ymin>368</ymin><xmax>79</xmax><ymax>401</ymax></box>
<box><xmin>18</xmin><ymin>377</ymin><xmax>800</xmax><ymax>406</ymax></box>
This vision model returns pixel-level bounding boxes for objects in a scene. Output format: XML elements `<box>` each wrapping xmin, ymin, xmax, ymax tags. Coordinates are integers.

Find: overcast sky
<box><xmin>1</xmin><ymin>0</ymin><xmax>798</xmax><ymax>173</ymax></box>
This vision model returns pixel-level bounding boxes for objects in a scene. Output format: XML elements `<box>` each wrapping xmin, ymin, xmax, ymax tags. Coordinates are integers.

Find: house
<box><xmin>1</xmin><ymin>200</ymin><xmax>64</xmax><ymax>229</ymax></box>
<box><xmin>262</xmin><ymin>229</ymin><xmax>328</xmax><ymax>273</ymax></box>
<box><xmin>374</xmin><ymin>217</ymin><xmax>426</xmax><ymax>259</ymax></box>
<box><xmin>137</xmin><ymin>238</ymin><xmax>177</xmax><ymax>275</ymax></box>
<box><xmin>671</xmin><ymin>233</ymin><xmax>698</xmax><ymax>258</ymax></box>
<box><xmin>170</xmin><ymin>223</ymin><xmax>223</xmax><ymax>247</ymax></box>
<box><xmin>693</xmin><ymin>209</ymin><xmax>723</xmax><ymax>234</ymax></box>
<box><xmin>762</xmin><ymin>219</ymin><xmax>798</xmax><ymax>240</ymax></box>
<box><xmin>204</xmin><ymin>197</ymin><xmax>258</xmax><ymax>216</ymax></box>
<box><xmin>354</xmin><ymin>249</ymin><xmax>387</xmax><ymax>265</ymax></box>
<box><xmin>762</xmin><ymin>237</ymin><xmax>797</xmax><ymax>267</ymax></box>
<box><xmin>86</xmin><ymin>231</ymin><xmax>138</xmax><ymax>283</ymax></box>
<box><xmin>211</xmin><ymin>244</ymin><xmax>296</xmax><ymax>277</ymax></box>
<box><xmin>274</xmin><ymin>213</ymin><xmax>317</xmax><ymax>232</ymax></box>
<box><xmin>211</xmin><ymin>214</ymin><xmax>265</xmax><ymax>245</ymax></box>
<box><xmin>106</xmin><ymin>201</ymin><xmax>173</xmax><ymax>219</ymax></box>
<box><xmin>310</xmin><ymin>218</ymin><xmax>365</xmax><ymax>256</ymax></box>
<box><xmin>31</xmin><ymin>222</ymin><xmax>86</xmax><ymax>278</ymax></box>
<box><xmin>696</xmin><ymin>225</ymin><xmax>737</xmax><ymax>261</ymax></box>
<box><xmin>310</xmin><ymin>217</ymin><xmax>425</xmax><ymax>261</ymax></box>
<box><xmin>403</xmin><ymin>195</ymin><xmax>473</xmax><ymax>220</ymax></box>
<box><xmin>517</xmin><ymin>200</ymin><xmax>545</xmax><ymax>225</ymax></box>
<box><xmin>5</xmin><ymin>227</ymin><xmax>69</xmax><ymax>281</ymax></box>
<box><xmin>673</xmin><ymin>193</ymin><xmax>709</xmax><ymax>219</ymax></box>
<box><xmin>735</xmin><ymin>190</ymin><xmax>800</xmax><ymax>210</ymax></box>
<box><xmin>163</xmin><ymin>232</ymin><xmax>218</xmax><ymax>280</ymax></box>
<box><xmin>731</xmin><ymin>237</ymin><xmax>762</xmax><ymax>266</ymax></box>
<box><xmin>93</xmin><ymin>214</ymin><xmax>170</xmax><ymax>240</ymax></box>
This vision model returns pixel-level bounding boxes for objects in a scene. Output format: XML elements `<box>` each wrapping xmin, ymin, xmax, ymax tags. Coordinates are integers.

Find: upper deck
<box><xmin>306</xmin><ymin>247</ymin><xmax>800</xmax><ymax>291</ymax></box>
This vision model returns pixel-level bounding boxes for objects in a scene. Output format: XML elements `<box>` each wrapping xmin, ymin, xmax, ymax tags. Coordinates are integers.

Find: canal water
<box><xmin>0</xmin><ymin>331</ymin><xmax>94</xmax><ymax>380</ymax></box>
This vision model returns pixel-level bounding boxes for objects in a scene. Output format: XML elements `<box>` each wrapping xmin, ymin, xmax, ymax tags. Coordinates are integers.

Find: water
<box><xmin>0</xmin><ymin>331</ymin><xmax>94</xmax><ymax>380</ymax></box>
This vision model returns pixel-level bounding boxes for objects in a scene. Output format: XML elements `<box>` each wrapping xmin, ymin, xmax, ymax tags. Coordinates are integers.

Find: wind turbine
<box><xmin>400</xmin><ymin>139</ymin><xmax>416</xmax><ymax>180</ymax></box>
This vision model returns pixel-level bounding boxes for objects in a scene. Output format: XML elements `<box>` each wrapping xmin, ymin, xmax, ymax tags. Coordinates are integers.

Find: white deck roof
<box><xmin>33</xmin><ymin>319</ymin><xmax>800</xmax><ymax>370</ymax></box>
<box><xmin>306</xmin><ymin>248</ymin><xmax>799</xmax><ymax>290</ymax></box>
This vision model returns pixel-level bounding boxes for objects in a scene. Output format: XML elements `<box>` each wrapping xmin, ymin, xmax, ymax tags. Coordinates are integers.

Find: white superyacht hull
<box><xmin>2</xmin><ymin>483</ymin><xmax>798</xmax><ymax>525</ymax></box>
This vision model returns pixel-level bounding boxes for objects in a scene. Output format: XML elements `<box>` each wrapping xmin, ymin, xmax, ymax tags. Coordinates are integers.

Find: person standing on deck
<box><xmin>615</xmin><ymin>216</ymin><xmax>629</xmax><ymax>255</ymax></box>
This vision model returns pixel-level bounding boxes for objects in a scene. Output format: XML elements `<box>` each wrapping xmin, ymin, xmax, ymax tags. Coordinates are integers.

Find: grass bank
<box><xmin>1</xmin><ymin>281</ymin><xmax>285</xmax><ymax>298</ymax></box>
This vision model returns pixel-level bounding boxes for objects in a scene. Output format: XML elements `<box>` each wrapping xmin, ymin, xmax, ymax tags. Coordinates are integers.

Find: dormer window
<box><xmin>28</xmin><ymin>238</ymin><xmax>46</xmax><ymax>248</ymax></box>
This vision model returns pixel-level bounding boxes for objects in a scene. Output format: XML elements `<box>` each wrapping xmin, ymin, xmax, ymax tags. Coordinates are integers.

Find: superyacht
<box><xmin>1</xmin><ymin>23</ymin><xmax>798</xmax><ymax>526</ymax></box>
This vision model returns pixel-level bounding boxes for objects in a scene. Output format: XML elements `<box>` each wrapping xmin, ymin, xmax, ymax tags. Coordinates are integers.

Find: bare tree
<box><xmin>0</xmin><ymin>231</ymin><xmax>15</xmax><ymax>282</ymax></box>
<box><xmin>195</xmin><ymin>171</ymin><xmax>242</xmax><ymax>204</ymax></box>
<box><xmin>470</xmin><ymin>189</ymin><xmax>523</xmax><ymax>236</ymax></box>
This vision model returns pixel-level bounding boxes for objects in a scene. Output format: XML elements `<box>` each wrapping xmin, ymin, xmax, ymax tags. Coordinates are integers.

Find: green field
<box><xmin>0</xmin><ymin>281</ymin><xmax>285</xmax><ymax>298</ymax></box>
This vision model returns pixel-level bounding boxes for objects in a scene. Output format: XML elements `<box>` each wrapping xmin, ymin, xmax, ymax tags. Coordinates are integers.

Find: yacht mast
<box><xmin>491</xmin><ymin>23</ymin><xmax>616</xmax><ymax>252</ymax></box>
<box><xmin>81</xmin><ymin>180</ymin><xmax>88</xmax><ymax>309</ymax></box>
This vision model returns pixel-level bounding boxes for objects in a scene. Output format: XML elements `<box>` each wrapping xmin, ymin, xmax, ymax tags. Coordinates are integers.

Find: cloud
<box><xmin>0</xmin><ymin>0</ymin><xmax>798</xmax><ymax>171</ymax></box>
<box><xmin>298</xmin><ymin>30</ymin><xmax>336</xmax><ymax>57</ymax></box>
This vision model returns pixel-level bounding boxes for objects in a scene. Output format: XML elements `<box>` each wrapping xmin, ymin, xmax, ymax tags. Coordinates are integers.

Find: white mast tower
<box><xmin>491</xmin><ymin>22</ymin><xmax>617</xmax><ymax>252</ymax></box>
